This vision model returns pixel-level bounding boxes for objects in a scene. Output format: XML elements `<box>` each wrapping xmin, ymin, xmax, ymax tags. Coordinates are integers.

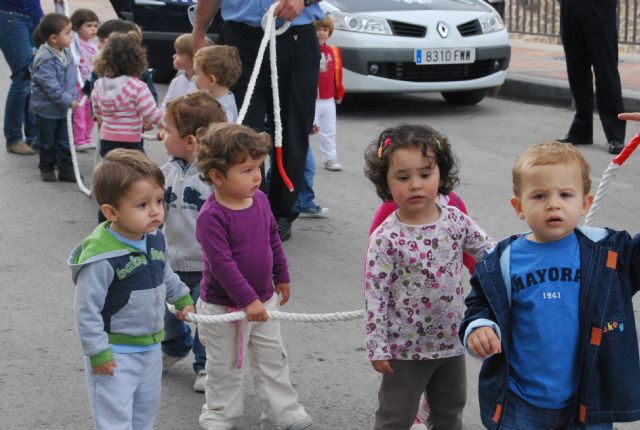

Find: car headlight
<box><xmin>478</xmin><ymin>10</ymin><xmax>505</xmax><ymax>33</ymax></box>
<box><xmin>330</xmin><ymin>12</ymin><xmax>392</xmax><ymax>35</ymax></box>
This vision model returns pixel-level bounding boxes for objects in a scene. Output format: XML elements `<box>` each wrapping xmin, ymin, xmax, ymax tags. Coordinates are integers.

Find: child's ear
<box><xmin>100</xmin><ymin>204</ymin><xmax>118</xmax><ymax>222</ymax></box>
<box><xmin>208</xmin><ymin>168</ymin><xmax>224</xmax><ymax>186</ymax></box>
<box><xmin>186</xmin><ymin>134</ymin><xmax>197</xmax><ymax>150</ymax></box>
<box><xmin>581</xmin><ymin>193</ymin><xmax>594</xmax><ymax>215</ymax></box>
<box><xmin>208</xmin><ymin>74</ymin><xmax>217</xmax><ymax>85</ymax></box>
<box><xmin>510</xmin><ymin>196</ymin><xmax>525</xmax><ymax>220</ymax></box>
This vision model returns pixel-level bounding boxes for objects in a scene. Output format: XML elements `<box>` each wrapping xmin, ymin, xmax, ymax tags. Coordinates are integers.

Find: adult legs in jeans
<box><xmin>374</xmin><ymin>356</ymin><xmax>466</xmax><ymax>430</ymax></box>
<box><xmin>36</xmin><ymin>115</ymin><xmax>71</xmax><ymax>173</ymax></box>
<box><xmin>294</xmin><ymin>145</ymin><xmax>318</xmax><ymax>212</ymax></box>
<box><xmin>0</xmin><ymin>10</ymin><xmax>37</xmax><ymax>148</ymax></box>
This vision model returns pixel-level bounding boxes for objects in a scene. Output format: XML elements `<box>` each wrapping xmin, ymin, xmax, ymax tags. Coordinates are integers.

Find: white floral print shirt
<box><xmin>365</xmin><ymin>205</ymin><xmax>495</xmax><ymax>361</ymax></box>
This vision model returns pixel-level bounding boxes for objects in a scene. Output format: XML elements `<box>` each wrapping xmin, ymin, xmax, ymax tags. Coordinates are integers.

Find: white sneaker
<box><xmin>324</xmin><ymin>160</ymin><xmax>342</xmax><ymax>171</ymax></box>
<box><xmin>298</xmin><ymin>206</ymin><xmax>329</xmax><ymax>218</ymax></box>
<box><xmin>193</xmin><ymin>369</ymin><xmax>206</xmax><ymax>392</ymax></box>
<box><xmin>162</xmin><ymin>353</ymin><xmax>184</xmax><ymax>373</ymax></box>
<box><xmin>76</xmin><ymin>143</ymin><xmax>96</xmax><ymax>152</ymax></box>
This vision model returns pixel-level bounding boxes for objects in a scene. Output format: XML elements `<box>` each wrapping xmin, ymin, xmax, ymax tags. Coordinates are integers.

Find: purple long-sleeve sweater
<box><xmin>196</xmin><ymin>190</ymin><xmax>290</xmax><ymax>308</ymax></box>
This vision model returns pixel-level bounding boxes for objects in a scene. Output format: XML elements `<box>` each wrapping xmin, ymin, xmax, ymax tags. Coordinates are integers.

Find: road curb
<box><xmin>490</xmin><ymin>73</ymin><xmax>640</xmax><ymax>112</ymax></box>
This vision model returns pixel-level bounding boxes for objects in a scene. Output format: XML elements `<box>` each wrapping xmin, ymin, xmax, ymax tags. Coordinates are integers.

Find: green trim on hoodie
<box><xmin>71</xmin><ymin>222</ymin><xmax>141</xmax><ymax>264</ymax></box>
<box><xmin>90</xmin><ymin>348</ymin><xmax>113</xmax><ymax>367</ymax></box>
<box><xmin>107</xmin><ymin>329</ymin><xmax>166</xmax><ymax>346</ymax></box>
<box><xmin>173</xmin><ymin>293</ymin><xmax>193</xmax><ymax>310</ymax></box>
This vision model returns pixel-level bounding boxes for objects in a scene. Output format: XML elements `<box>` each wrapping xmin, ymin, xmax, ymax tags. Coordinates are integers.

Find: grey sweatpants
<box><xmin>84</xmin><ymin>348</ymin><xmax>162</xmax><ymax>430</ymax></box>
<box><xmin>374</xmin><ymin>355</ymin><xmax>466</xmax><ymax>430</ymax></box>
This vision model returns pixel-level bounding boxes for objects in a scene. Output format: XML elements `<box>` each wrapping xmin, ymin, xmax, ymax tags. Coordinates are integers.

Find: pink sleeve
<box><xmin>369</xmin><ymin>201</ymin><xmax>398</xmax><ymax>235</ymax></box>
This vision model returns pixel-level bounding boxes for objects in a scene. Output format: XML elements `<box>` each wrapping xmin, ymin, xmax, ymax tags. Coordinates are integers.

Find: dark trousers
<box><xmin>36</xmin><ymin>114</ymin><xmax>71</xmax><ymax>172</ymax></box>
<box><xmin>99</xmin><ymin>139</ymin><xmax>144</xmax><ymax>158</ymax></box>
<box><xmin>560</xmin><ymin>0</ymin><xmax>625</xmax><ymax>142</ymax></box>
<box><xmin>374</xmin><ymin>355</ymin><xmax>467</xmax><ymax>430</ymax></box>
<box><xmin>220</xmin><ymin>22</ymin><xmax>320</xmax><ymax>219</ymax></box>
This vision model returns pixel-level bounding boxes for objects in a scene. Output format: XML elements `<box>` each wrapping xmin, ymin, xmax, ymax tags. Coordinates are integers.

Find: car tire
<box><xmin>152</xmin><ymin>68</ymin><xmax>176</xmax><ymax>84</ymax></box>
<box><xmin>441</xmin><ymin>89</ymin><xmax>488</xmax><ymax>106</ymax></box>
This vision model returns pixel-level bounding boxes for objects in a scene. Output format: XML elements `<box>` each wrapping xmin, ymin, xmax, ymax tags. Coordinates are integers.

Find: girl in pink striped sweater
<box><xmin>91</xmin><ymin>32</ymin><xmax>163</xmax><ymax>157</ymax></box>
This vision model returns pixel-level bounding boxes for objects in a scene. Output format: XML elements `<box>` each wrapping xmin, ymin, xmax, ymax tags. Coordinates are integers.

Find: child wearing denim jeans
<box><xmin>364</xmin><ymin>125</ymin><xmax>494</xmax><ymax>430</ymax></box>
<box><xmin>159</xmin><ymin>92</ymin><xmax>227</xmax><ymax>392</ymax></box>
<box><xmin>30</xmin><ymin>13</ymin><xmax>79</xmax><ymax>182</ymax></box>
<box><xmin>462</xmin><ymin>142</ymin><xmax>640</xmax><ymax>429</ymax></box>
<box><xmin>69</xmin><ymin>149</ymin><xmax>194</xmax><ymax>430</ymax></box>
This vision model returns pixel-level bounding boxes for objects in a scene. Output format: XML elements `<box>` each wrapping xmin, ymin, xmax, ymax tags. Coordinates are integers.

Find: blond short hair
<box><xmin>92</xmin><ymin>149</ymin><xmax>164</xmax><ymax>206</ymax></box>
<box><xmin>173</xmin><ymin>33</ymin><xmax>212</xmax><ymax>62</ymax></box>
<box><xmin>512</xmin><ymin>142</ymin><xmax>591</xmax><ymax>196</ymax></box>
<box><xmin>193</xmin><ymin>45</ymin><xmax>242</xmax><ymax>89</ymax></box>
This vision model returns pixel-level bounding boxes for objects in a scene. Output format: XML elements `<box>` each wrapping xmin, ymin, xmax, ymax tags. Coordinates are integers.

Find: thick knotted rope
<box><xmin>168</xmin><ymin>303</ymin><xmax>364</xmax><ymax>324</ymax></box>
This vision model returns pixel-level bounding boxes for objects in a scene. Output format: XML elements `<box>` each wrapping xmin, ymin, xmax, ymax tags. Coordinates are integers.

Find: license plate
<box><xmin>414</xmin><ymin>48</ymin><xmax>475</xmax><ymax>65</ymax></box>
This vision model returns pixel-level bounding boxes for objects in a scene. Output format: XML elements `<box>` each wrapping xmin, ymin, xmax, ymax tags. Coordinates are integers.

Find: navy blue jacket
<box><xmin>460</xmin><ymin>227</ymin><xmax>640</xmax><ymax>429</ymax></box>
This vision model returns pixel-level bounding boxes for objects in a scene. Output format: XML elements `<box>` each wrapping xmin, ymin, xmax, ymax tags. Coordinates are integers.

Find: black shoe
<box><xmin>276</xmin><ymin>217</ymin><xmax>292</xmax><ymax>242</ymax></box>
<box><xmin>40</xmin><ymin>170</ymin><xmax>57</xmax><ymax>182</ymax></box>
<box><xmin>608</xmin><ymin>139</ymin><xmax>625</xmax><ymax>154</ymax></box>
<box><xmin>556</xmin><ymin>135</ymin><xmax>593</xmax><ymax>146</ymax></box>
<box><xmin>58</xmin><ymin>169</ymin><xmax>78</xmax><ymax>183</ymax></box>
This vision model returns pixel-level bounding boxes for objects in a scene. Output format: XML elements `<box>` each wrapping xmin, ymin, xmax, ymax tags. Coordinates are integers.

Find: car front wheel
<box><xmin>441</xmin><ymin>89</ymin><xmax>488</xmax><ymax>106</ymax></box>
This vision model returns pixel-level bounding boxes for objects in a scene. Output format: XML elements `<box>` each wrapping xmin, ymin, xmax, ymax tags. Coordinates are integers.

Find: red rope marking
<box><xmin>276</xmin><ymin>147</ymin><xmax>294</xmax><ymax>191</ymax></box>
<box><xmin>613</xmin><ymin>132</ymin><xmax>640</xmax><ymax>166</ymax></box>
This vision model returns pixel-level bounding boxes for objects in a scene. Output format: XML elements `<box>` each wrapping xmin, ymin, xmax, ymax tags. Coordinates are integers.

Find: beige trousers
<box><xmin>197</xmin><ymin>295</ymin><xmax>309</xmax><ymax>430</ymax></box>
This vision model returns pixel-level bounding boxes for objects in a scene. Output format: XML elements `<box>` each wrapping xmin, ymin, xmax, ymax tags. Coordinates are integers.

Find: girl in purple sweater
<box><xmin>194</xmin><ymin>123</ymin><xmax>314</xmax><ymax>430</ymax></box>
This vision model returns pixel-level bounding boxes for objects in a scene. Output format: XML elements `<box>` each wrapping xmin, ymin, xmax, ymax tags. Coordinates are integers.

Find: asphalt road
<box><xmin>2</xmin><ymin>26</ymin><xmax>640</xmax><ymax>430</ymax></box>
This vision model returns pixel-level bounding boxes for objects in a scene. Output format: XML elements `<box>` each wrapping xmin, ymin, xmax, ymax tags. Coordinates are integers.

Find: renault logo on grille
<box><xmin>437</xmin><ymin>21</ymin><xmax>449</xmax><ymax>38</ymax></box>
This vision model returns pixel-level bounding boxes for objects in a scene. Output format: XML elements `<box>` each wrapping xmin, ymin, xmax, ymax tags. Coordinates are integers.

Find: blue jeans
<box><xmin>499</xmin><ymin>391</ymin><xmax>613</xmax><ymax>430</ymax></box>
<box><xmin>35</xmin><ymin>115</ymin><xmax>71</xmax><ymax>172</ymax></box>
<box><xmin>0</xmin><ymin>10</ymin><xmax>37</xmax><ymax>147</ymax></box>
<box><xmin>294</xmin><ymin>145</ymin><xmax>318</xmax><ymax>212</ymax></box>
<box><xmin>162</xmin><ymin>271</ymin><xmax>206</xmax><ymax>373</ymax></box>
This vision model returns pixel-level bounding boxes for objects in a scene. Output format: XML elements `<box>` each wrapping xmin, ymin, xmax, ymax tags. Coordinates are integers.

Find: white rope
<box><xmin>583</xmin><ymin>163</ymin><xmax>618</xmax><ymax>227</ymax></box>
<box><xmin>236</xmin><ymin>2</ymin><xmax>289</xmax><ymax>154</ymax></box>
<box><xmin>583</xmin><ymin>133</ymin><xmax>640</xmax><ymax>227</ymax></box>
<box><xmin>67</xmin><ymin>97</ymin><xmax>92</xmax><ymax>197</ymax></box>
<box><xmin>167</xmin><ymin>303</ymin><xmax>364</xmax><ymax>324</ymax></box>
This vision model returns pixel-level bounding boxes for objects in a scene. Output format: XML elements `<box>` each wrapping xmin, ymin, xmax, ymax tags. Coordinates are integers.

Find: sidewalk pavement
<box><xmin>497</xmin><ymin>38</ymin><xmax>640</xmax><ymax>112</ymax></box>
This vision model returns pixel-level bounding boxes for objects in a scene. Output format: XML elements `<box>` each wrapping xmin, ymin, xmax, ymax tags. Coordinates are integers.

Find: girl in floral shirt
<box><xmin>364</xmin><ymin>124</ymin><xmax>495</xmax><ymax>430</ymax></box>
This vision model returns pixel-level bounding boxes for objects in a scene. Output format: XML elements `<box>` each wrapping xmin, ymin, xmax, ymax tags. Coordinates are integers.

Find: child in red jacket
<box><xmin>314</xmin><ymin>15</ymin><xmax>344</xmax><ymax>172</ymax></box>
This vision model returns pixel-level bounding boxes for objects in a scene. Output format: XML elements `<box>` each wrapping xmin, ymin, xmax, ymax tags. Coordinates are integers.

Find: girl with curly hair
<box><xmin>91</xmin><ymin>32</ymin><xmax>162</xmax><ymax>157</ymax></box>
<box><xmin>363</xmin><ymin>124</ymin><xmax>495</xmax><ymax>430</ymax></box>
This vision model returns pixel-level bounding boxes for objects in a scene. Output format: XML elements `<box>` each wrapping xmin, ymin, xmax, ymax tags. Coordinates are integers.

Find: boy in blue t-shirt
<box><xmin>461</xmin><ymin>142</ymin><xmax>640</xmax><ymax>429</ymax></box>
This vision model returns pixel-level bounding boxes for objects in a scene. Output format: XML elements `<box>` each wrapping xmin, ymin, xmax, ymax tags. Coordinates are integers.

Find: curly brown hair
<box><xmin>165</xmin><ymin>91</ymin><xmax>227</xmax><ymax>138</ymax></box>
<box><xmin>364</xmin><ymin>124</ymin><xmax>459</xmax><ymax>201</ymax></box>
<box><xmin>93</xmin><ymin>32</ymin><xmax>147</xmax><ymax>78</ymax></box>
<box><xmin>197</xmin><ymin>123</ymin><xmax>271</xmax><ymax>183</ymax></box>
<box><xmin>92</xmin><ymin>149</ymin><xmax>164</xmax><ymax>207</ymax></box>
<box><xmin>193</xmin><ymin>45</ymin><xmax>242</xmax><ymax>88</ymax></box>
